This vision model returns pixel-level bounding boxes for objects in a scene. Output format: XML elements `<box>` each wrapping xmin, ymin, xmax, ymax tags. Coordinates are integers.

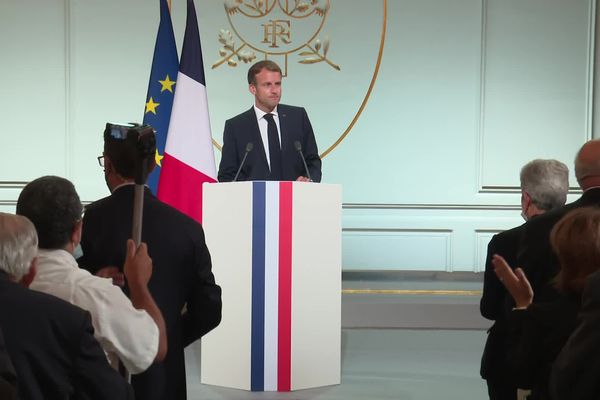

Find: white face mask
<box><xmin>521</xmin><ymin>210</ymin><xmax>528</xmax><ymax>221</ymax></box>
<box><xmin>73</xmin><ymin>243</ymin><xmax>84</xmax><ymax>260</ymax></box>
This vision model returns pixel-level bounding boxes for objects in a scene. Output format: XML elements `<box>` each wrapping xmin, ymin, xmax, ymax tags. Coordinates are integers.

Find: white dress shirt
<box><xmin>31</xmin><ymin>249</ymin><xmax>158</xmax><ymax>374</ymax></box>
<box><xmin>253</xmin><ymin>105</ymin><xmax>282</xmax><ymax>170</ymax></box>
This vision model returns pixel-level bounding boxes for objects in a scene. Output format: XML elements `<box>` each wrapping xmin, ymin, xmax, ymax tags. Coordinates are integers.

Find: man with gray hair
<box><xmin>519</xmin><ymin>159</ymin><xmax>569</xmax><ymax>218</ymax></box>
<box><xmin>16</xmin><ymin>175</ymin><xmax>167</xmax><ymax>374</ymax></box>
<box><xmin>518</xmin><ymin>140</ymin><xmax>600</xmax><ymax>298</ymax></box>
<box><xmin>0</xmin><ymin>212</ymin><xmax>132</xmax><ymax>399</ymax></box>
<box><xmin>480</xmin><ymin>159</ymin><xmax>569</xmax><ymax>400</ymax></box>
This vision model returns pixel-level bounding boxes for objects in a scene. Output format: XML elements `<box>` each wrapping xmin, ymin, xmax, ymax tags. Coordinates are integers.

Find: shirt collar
<box><xmin>37</xmin><ymin>248</ymin><xmax>78</xmax><ymax>269</ymax></box>
<box><xmin>253</xmin><ymin>105</ymin><xmax>279</xmax><ymax>120</ymax></box>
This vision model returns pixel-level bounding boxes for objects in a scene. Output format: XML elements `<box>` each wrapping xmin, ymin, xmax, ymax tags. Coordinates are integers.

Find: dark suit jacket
<box><xmin>0</xmin><ymin>327</ymin><xmax>16</xmax><ymax>400</ymax></box>
<box><xmin>508</xmin><ymin>295</ymin><xmax>579</xmax><ymax>400</ymax></box>
<box><xmin>0</xmin><ymin>272</ymin><xmax>132</xmax><ymax>400</ymax></box>
<box><xmin>550</xmin><ymin>270</ymin><xmax>600</xmax><ymax>400</ymax></box>
<box><xmin>218</xmin><ymin>104</ymin><xmax>322</xmax><ymax>182</ymax></box>
<box><xmin>480</xmin><ymin>225</ymin><xmax>522</xmax><ymax>384</ymax></box>
<box><xmin>78</xmin><ymin>185</ymin><xmax>222</xmax><ymax>400</ymax></box>
<box><xmin>517</xmin><ymin>188</ymin><xmax>600</xmax><ymax>300</ymax></box>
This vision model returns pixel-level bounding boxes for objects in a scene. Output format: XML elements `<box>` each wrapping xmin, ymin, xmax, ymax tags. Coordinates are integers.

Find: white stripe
<box><xmin>263</xmin><ymin>181</ymin><xmax>279</xmax><ymax>391</ymax></box>
<box><xmin>165</xmin><ymin>72</ymin><xmax>217</xmax><ymax>179</ymax></box>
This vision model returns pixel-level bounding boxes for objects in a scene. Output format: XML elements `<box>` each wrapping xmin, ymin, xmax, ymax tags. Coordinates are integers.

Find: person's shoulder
<box><xmin>278</xmin><ymin>104</ymin><xmax>305</xmax><ymax>114</ymax></box>
<box><xmin>149</xmin><ymin>196</ymin><xmax>203</xmax><ymax>230</ymax></box>
<box><xmin>493</xmin><ymin>223</ymin><xmax>526</xmax><ymax>242</ymax></box>
<box><xmin>83</xmin><ymin>194</ymin><xmax>115</xmax><ymax>215</ymax></box>
<box><xmin>15</xmin><ymin>282</ymin><xmax>89</xmax><ymax>321</ymax></box>
<box><xmin>227</xmin><ymin>107</ymin><xmax>254</xmax><ymax>123</ymax></box>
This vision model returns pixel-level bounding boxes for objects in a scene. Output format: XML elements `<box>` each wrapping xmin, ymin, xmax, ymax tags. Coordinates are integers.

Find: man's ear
<box><xmin>249</xmin><ymin>83</ymin><xmax>256</xmax><ymax>96</ymax></box>
<box><xmin>71</xmin><ymin>219</ymin><xmax>83</xmax><ymax>247</ymax></box>
<box><xmin>522</xmin><ymin>191</ymin><xmax>531</xmax><ymax>209</ymax></box>
<box><xmin>104</xmin><ymin>155</ymin><xmax>114</xmax><ymax>174</ymax></box>
<box><xmin>20</xmin><ymin>258</ymin><xmax>37</xmax><ymax>288</ymax></box>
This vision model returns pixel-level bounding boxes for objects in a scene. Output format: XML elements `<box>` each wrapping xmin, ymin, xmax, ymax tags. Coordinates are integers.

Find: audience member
<box><xmin>549</xmin><ymin>269</ymin><xmax>600</xmax><ymax>400</ymax></box>
<box><xmin>480</xmin><ymin>159</ymin><xmax>568</xmax><ymax>400</ymax></box>
<box><xmin>517</xmin><ymin>139</ymin><xmax>600</xmax><ymax>301</ymax></box>
<box><xmin>0</xmin><ymin>212</ymin><xmax>132</xmax><ymax>399</ymax></box>
<box><xmin>493</xmin><ymin>207</ymin><xmax>600</xmax><ymax>400</ymax></box>
<box><xmin>16</xmin><ymin>175</ymin><xmax>167</xmax><ymax>374</ymax></box>
<box><xmin>78</xmin><ymin>123</ymin><xmax>222</xmax><ymax>400</ymax></box>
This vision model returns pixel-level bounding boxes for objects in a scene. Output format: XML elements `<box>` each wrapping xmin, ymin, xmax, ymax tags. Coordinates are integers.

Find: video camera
<box><xmin>104</xmin><ymin>123</ymin><xmax>156</xmax><ymax>184</ymax></box>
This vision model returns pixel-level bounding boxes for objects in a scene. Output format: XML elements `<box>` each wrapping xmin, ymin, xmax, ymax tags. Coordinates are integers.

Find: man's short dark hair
<box><xmin>16</xmin><ymin>176</ymin><xmax>82</xmax><ymax>250</ymax></box>
<box><xmin>247</xmin><ymin>60</ymin><xmax>282</xmax><ymax>85</ymax></box>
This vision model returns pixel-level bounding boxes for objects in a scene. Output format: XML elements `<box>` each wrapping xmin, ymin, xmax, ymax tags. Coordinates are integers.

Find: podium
<box><xmin>200</xmin><ymin>181</ymin><xmax>341</xmax><ymax>391</ymax></box>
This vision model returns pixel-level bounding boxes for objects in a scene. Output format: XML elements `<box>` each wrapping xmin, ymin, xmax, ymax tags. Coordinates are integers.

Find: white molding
<box><xmin>476</xmin><ymin>0</ymin><xmax>595</xmax><ymax>191</ymax></box>
<box><xmin>473</xmin><ymin>229</ymin><xmax>501</xmax><ymax>273</ymax></box>
<box><xmin>64</xmin><ymin>0</ymin><xmax>72</xmax><ymax>177</ymax></box>
<box><xmin>342</xmin><ymin>228</ymin><xmax>453</xmax><ymax>272</ymax></box>
<box><xmin>343</xmin><ymin>203</ymin><xmax>519</xmax><ymax>211</ymax></box>
<box><xmin>476</xmin><ymin>0</ymin><xmax>488</xmax><ymax>194</ymax></box>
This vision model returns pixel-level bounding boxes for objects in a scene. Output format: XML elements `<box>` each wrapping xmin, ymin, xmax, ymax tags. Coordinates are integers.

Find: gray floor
<box><xmin>185</xmin><ymin>329</ymin><xmax>488</xmax><ymax>399</ymax></box>
<box><xmin>185</xmin><ymin>271</ymin><xmax>491</xmax><ymax>399</ymax></box>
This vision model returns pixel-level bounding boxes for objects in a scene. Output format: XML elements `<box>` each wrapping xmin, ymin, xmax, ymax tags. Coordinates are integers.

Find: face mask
<box><xmin>73</xmin><ymin>243</ymin><xmax>84</xmax><ymax>260</ymax></box>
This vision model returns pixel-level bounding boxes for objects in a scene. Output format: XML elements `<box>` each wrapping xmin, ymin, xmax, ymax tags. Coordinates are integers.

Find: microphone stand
<box><xmin>233</xmin><ymin>142</ymin><xmax>254</xmax><ymax>182</ymax></box>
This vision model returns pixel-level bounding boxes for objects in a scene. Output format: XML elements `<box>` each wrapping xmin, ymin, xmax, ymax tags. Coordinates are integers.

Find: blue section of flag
<box><xmin>180</xmin><ymin>0</ymin><xmax>206</xmax><ymax>85</ymax></box>
<box><xmin>143</xmin><ymin>0</ymin><xmax>179</xmax><ymax>194</ymax></box>
<box><xmin>251</xmin><ymin>182</ymin><xmax>266</xmax><ymax>391</ymax></box>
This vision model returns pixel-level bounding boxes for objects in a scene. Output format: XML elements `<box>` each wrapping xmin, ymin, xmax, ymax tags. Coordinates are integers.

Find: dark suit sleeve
<box><xmin>218</xmin><ymin>119</ymin><xmax>239</xmax><ymax>182</ymax></box>
<box><xmin>71</xmin><ymin>312</ymin><xmax>133</xmax><ymax>400</ymax></box>
<box><xmin>300</xmin><ymin>108</ymin><xmax>322</xmax><ymax>182</ymax></box>
<box><xmin>182</xmin><ymin>227</ymin><xmax>222</xmax><ymax>347</ymax></box>
<box><xmin>550</xmin><ymin>271</ymin><xmax>600</xmax><ymax>400</ymax></box>
<box><xmin>480</xmin><ymin>235</ymin><xmax>506</xmax><ymax>320</ymax></box>
<box><xmin>0</xmin><ymin>328</ymin><xmax>16</xmax><ymax>400</ymax></box>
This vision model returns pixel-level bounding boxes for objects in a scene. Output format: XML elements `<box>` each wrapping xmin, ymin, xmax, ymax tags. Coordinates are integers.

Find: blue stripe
<box><xmin>251</xmin><ymin>181</ymin><xmax>266</xmax><ymax>391</ymax></box>
<box><xmin>180</xmin><ymin>0</ymin><xmax>206</xmax><ymax>85</ymax></box>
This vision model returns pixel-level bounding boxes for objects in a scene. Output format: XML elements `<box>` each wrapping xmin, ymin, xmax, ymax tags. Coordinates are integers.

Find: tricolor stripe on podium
<box><xmin>250</xmin><ymin>181</ymin><xmax>293</xmax><ymax>392</ymax></box>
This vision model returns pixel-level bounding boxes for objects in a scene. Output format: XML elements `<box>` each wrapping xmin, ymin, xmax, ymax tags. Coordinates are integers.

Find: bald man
<box><xmin>517</xmin><ymin>139</ymin><xmax>600</xmax><ymax>302</ymax></box>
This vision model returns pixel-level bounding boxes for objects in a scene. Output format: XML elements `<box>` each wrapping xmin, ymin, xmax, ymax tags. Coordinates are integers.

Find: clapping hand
<box><xmin>492</xmin><ymin>254</ymin><xmax>534</xmax><ymax>309</ymax></box>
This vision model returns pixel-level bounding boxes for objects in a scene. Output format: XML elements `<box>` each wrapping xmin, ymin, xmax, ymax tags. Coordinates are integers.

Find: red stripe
<box><xmin>157</xmin><ymin>153</ymin><xmax>216</xmax><ymax>224</ymax></box>
<box><xmin>278</xmin><ymin>182</ymin><xmax>293</xmax><ymax>391</ymax></box>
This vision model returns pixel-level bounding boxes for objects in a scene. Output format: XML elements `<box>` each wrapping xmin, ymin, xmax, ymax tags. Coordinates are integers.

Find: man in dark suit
<box><xmin>78</xmin><ymin>123</ymin><xmax>222</xmax><ymax>400</ymax></box>
<box><xmin>0</xmin><ymin>212</ymin><xmax>132</xmax><ymax>400</ymax></box>
<box><xmin>480</xmin><ymin>159</ymin><xmax>569</xmax><ymax>400</ymax></box>
<box><xmin>518</xmin><ymin>140</ymin><xmax>600</xmax><ymax>297</ymax></box>
<box><xmin>218</xmin><ymin>60</ymin><xmax>322</xmax><ymax>182</ymax></box>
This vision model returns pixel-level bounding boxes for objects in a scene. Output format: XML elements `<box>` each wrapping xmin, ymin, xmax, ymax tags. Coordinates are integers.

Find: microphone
<box><xmin>294</xmin><ymin>141</ymin><xmax>312</xmax><ymax>182</ymax></box>
<box><xmin>233</xmin><ymin>142</ymin><xmax>253</xmax><ymax>182</ymax></box>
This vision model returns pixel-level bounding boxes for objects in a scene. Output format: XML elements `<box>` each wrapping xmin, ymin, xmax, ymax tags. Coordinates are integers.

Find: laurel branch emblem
<box><xmin>212</xmin><ymin>0</ymin><xmax>340</xmax><ymax>73</ymax></box>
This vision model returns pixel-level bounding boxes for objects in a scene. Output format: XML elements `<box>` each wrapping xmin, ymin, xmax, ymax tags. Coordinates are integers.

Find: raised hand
<box><xmin>492</xmin><ymin>254</ymin><xmax>534</xmax><ymax>309</ymax></box>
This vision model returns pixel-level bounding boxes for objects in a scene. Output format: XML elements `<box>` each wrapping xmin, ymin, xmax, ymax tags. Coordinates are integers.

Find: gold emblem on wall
<box><xmin>212</xmin><ymin>0</ymin><xmax>340</xmax><ymax>74</ymax></box>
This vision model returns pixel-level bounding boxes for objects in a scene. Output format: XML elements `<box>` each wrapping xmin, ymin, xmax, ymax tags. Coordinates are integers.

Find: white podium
<box><xmin>201</xmin><ymin>181</ymin><xmax>341</xmax><ymax>391</ymax></box>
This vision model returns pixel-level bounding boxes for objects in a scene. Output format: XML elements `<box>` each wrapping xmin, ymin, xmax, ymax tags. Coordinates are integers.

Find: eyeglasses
<box><xmin>97</xmin><ymin>155</ymin><xmax>105</xmax><ymax>168</ymax></box>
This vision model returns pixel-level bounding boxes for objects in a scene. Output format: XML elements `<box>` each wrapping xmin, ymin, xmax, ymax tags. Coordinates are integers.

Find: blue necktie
<box><xmin>264</xmin><ymin>113</ymin><xmax>282</xmax><ymax>180</ymax></box>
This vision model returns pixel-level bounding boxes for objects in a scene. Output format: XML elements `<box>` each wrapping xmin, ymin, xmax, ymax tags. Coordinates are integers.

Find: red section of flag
<box><xmin>158</xmin><ymin>152</ymin><xmax>216</xmax><ymax>223</ymax></box>
<box><xmin>278</xmin><ymin>182</ymin><xmax>293</xmax><ymax>391</ymax></box>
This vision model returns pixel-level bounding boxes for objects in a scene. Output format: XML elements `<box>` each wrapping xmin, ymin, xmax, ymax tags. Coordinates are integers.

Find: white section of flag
<box><xmin>164</xmin><ymin>72</ymin><xmax>216</xmax><ymax>179</ymax></box>
<box><xmin>264</xmin><ymin>182</ymin><xmax>280</xmax><ymax>391</ymax></box>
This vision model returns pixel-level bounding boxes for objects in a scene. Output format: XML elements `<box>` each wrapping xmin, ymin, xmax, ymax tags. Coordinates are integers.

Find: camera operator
<box><xmin>78</xmin><ymin>123</ymin><xmax>222</xmax><ymax>400</ymax></box>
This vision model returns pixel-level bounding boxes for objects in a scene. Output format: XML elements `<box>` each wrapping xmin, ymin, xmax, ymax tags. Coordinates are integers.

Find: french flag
<box><xmin>158</xmin><ymin>0</ymin><xmax>216</xmax><ymax>223</ymax></box>
<box><xmin>251</xmin><ymin>181</ymin><xmax>293</xmax><ymax>391</ymax></box>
